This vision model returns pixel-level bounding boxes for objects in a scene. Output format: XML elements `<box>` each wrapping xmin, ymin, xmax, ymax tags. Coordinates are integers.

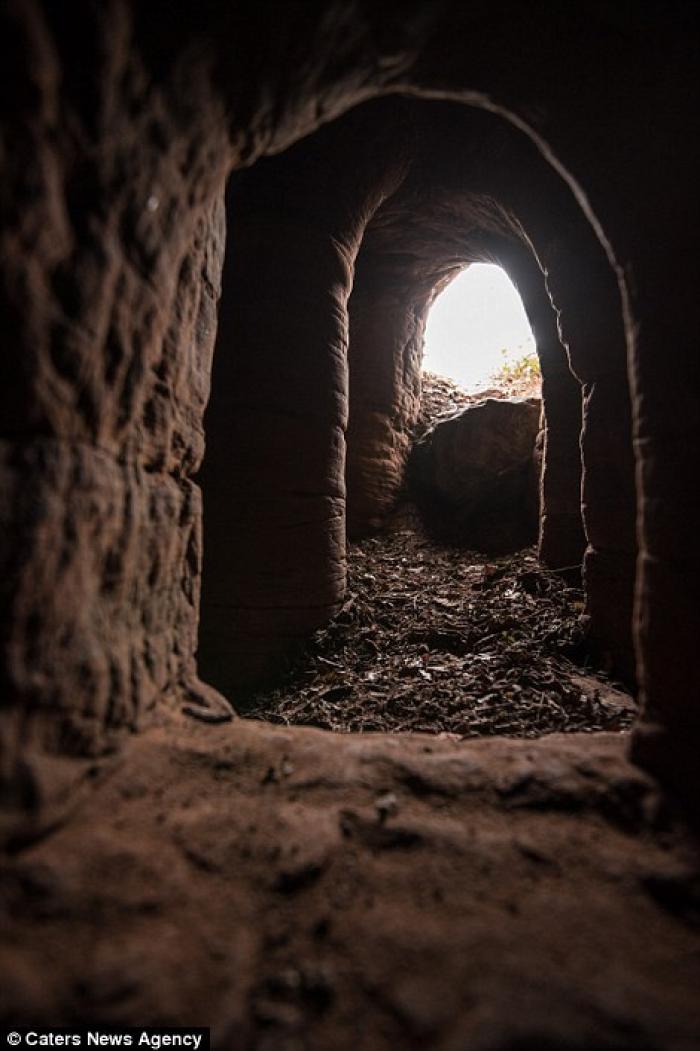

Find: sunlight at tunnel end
<box><xmin>422</xmin><ymin>263</ymin><xmax>537</xmax><ymax>390</ymax></box>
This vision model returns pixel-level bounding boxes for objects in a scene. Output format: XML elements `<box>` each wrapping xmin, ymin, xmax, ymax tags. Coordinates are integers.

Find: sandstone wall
<box><xmin>625</xmin><ymin>83</ymin><xmax>700</xmax><ymax>807</ymax></box>
<box><xmin>198</xmin><ymin>104</ymin><xmax>410</xmax><ymax>694</ymax></box>
<box><xmin>1</xmin><ymin>2</ymin><xmax>233</xmax><ymax>829</ymax></box>
<box><xmin>345</xmin><ymin>261</ymin><xmax>427</xmax><ymax>537</ymax></box>
<box><xmin>395</xmin><ymin>6</ymin><xmax>697</xmax><ymax>793</ymax></box>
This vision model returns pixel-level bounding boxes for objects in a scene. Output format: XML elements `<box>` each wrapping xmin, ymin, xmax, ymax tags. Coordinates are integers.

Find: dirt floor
<box><xmin>246</xmin><ymin>503</ymin><xmax>635</xmax><ymax>738</ymax></box>
<box><xmin>2</xmin><ymin>720</ymin><xmax>699</xmax><ymax>1050</ymax></box>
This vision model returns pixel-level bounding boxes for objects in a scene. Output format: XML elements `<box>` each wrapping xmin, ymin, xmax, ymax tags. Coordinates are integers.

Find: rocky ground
<box><xmin>414</xmin><ymin>369</ymin><xmax>540</xmax><ymax>437</ymax></box>
<box><xmin>2</xmin><ymin>720</ymin><xmax>699</xmax><ymax>1049</ymax></box>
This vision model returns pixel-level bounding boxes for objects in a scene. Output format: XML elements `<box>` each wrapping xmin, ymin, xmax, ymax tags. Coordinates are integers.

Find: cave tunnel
<box><xmin>199</xmin><ymin>96</ymin><xmax>624</xmax><ymax>701</ymax></box>
<box><xmin>1</xmin><ymin>3</ymin><xmax>699</xmax><ymax>1046</ymax></box>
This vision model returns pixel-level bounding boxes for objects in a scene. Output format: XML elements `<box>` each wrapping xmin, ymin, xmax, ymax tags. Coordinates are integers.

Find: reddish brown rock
<box><xmin>2</xmin><ymin>717</ymin><xmax>699</xmax><ymax>1046</ymax></box>
<box><xmin>409</xmin><ymin>397</ymin><xmax>541</xmax><ymax>552</ymax></box>
<box><xmin>198</xmin><ymin>104</ymin><xmax>411</xmax><ymax>695</ymax></box>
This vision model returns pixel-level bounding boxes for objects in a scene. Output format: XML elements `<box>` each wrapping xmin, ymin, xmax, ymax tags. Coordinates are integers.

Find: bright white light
<box><xmin>422</xmin><ymin>263</ymin><xmax>536</xmax><ymax>389</ymax></box>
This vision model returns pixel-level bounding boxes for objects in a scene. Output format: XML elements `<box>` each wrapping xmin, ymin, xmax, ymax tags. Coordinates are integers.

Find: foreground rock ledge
<box><xmin>1</xmin><ymin>720</ymin><xmax>699</xmax><ymax>1050</ymax></box>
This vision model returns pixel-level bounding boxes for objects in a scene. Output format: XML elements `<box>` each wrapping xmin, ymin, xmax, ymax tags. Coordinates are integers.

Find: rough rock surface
<box><xmin>198</xmin><ymin>103</ymin><xmax>411</xmax><ymax>696</ymax></box>
<box><xmin>409</xmin><ymin>398</ymin><xmax>541</xmax><ymax>552</ymax></box>
<box><xmin>1</xmin><ymin>718</ymin><xmax>698</xmax><ymax>1049</ymax></box>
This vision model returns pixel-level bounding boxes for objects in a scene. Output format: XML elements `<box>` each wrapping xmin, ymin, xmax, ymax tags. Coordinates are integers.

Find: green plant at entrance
<box><xmin>490</xmin><ymin>348</ymin><xmax>541</xmax><ymax>395</ymax></box>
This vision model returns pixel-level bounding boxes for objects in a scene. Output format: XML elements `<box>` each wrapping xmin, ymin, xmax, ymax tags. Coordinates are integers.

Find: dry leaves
<box><xmin>246</xmin><ymin>503</ymin><xmax>634</xmax><ymax>738</ymax></box>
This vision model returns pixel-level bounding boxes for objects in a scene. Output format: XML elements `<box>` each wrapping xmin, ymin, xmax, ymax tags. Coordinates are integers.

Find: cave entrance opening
<box><xmin>422</xmin><ymin>263</ymin><xmax>538</xmax><ymax>394</ymax></box>
<box><xmin>411</xmin><ymin>258</ymin><xmax>542</xmax><ymax>555</ymax></box>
